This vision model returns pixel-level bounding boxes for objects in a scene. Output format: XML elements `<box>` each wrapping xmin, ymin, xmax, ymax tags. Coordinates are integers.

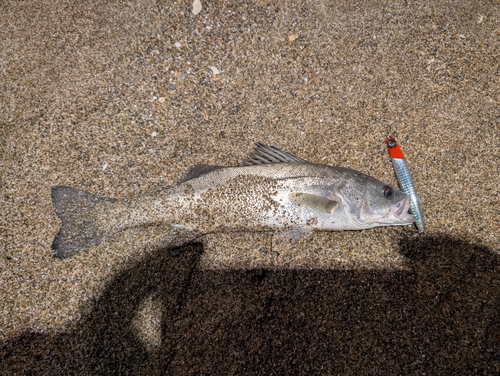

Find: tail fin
<box><xmin>51</xmin><ymin>186</ymin><xmax>117</xmax><ymax>258</ymax></box>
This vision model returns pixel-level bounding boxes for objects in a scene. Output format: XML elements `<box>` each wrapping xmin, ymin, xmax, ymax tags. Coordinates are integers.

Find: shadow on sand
<box><xmin>1</xmin><ymin>234</ymin><xmax>499</xmax><ymax>374</ymax></box>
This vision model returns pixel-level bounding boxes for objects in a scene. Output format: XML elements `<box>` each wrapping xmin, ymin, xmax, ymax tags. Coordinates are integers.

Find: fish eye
<box><xmin>382</xmin><ymin>186</ymin><xmax>394</xmax><ymax>199</ymax></box>
<box><xmin>388</xmin><ymin>139</ymin><xmax>397</xmax><ymax>148</ymax></box>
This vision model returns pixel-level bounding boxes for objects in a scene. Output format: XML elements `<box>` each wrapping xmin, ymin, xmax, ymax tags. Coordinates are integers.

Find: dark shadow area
<box><xmin>1</xmin><ymin>234</ymin><xmax>499</xmax><ymax>375</ymax></box>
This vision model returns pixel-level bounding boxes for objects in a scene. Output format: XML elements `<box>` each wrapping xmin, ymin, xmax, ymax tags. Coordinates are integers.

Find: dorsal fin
<box><xmin>241</xmin><ymin>142</ymin><xmax>307</xmax><ymax>166</ymax></box>
<box><xmin>180</xmin><ymin>164</ymin><xmax>223</xmax><ymax>182</ymax></box>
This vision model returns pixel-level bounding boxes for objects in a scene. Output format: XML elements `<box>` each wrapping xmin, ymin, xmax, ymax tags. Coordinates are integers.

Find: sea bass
<box><xmin>51</xmin><ymin>143</ymin><xmax>415</xmax><ymax>258</ymax></box>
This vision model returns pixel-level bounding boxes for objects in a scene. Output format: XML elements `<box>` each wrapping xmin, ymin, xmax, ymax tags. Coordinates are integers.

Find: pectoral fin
<box><xmin>288</xmin><ymin>192</ymin><xmax>338</xmax><ymax>214</ymax></box>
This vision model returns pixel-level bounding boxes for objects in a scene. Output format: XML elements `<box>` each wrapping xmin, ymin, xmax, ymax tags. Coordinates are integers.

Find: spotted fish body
<box><xmin>51</xmin><ymin>143</ymin><xmax>415</xmax><ymax>258</ymax></box>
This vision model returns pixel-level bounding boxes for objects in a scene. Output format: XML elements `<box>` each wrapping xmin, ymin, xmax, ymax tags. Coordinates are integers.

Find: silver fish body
<box><xmin>51</xmin><ymin>143</ymin><xmax>415</xmax><ymax>258</ymax></box>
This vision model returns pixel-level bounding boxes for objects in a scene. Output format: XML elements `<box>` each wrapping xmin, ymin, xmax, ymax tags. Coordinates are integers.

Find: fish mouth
<box><xmin>392</xmin><ymin>196</ymin><xmax>415</xmax><ymax>223</ymax></box>
<box><xmin>357</xmin><ymin>193</ymin><xmax>414</xmax><ymax>228</ymax></box>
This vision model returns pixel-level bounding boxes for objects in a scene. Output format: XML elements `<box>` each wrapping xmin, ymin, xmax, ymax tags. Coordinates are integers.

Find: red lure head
<box><xmin>385</xmin><ymin>136</ymin><xmax>405</xmax><ymax>160</ymax></box>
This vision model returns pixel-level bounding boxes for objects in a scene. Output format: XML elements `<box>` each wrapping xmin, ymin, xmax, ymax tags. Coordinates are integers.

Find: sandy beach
<box><xmin>1</xmin><ymin>0</ymin><xmax>498</xmax><ymax>373</ymax></box>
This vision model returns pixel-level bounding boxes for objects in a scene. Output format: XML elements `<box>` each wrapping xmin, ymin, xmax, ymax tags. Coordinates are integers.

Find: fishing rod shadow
<box><xmin>1</xmin><ymin>234</ymin><xmax>498</xmax><ymax>374</ymax></box>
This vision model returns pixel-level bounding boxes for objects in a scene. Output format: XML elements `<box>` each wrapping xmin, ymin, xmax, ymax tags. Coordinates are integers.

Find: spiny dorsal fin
<box><xmin>180</xmin><ymin>164</ymin><xmax>223</xmax><ymax>182</ymax></box>
<box><xmin>241</xmin><ymin>142</ymin><xmax>307</xmax><ymax>166</ymax></box>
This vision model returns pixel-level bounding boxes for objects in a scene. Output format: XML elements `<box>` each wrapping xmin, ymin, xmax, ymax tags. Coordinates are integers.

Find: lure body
<box><xmin>386</xmin><ymin>136</ymin><xmax>425</xmax><ymax>233</ymax></box>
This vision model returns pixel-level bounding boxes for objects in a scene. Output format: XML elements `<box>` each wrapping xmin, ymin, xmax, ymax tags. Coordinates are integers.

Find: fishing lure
<box><xmin>386</xmin><ymin>136</ymin><xmax>425</xmax><ymax>233</ymax></box>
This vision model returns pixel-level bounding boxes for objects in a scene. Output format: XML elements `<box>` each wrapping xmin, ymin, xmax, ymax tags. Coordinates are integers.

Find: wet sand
<box><xmin>1</xmin><ymin>0</ymin><xmax>498</xmax><ymax>373</ymax></box>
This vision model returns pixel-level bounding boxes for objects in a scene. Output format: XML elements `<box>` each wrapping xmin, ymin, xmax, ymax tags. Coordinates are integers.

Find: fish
<box><xmin>51</xmin><ymin>142</ymin><xmax>415</xmax><ymax>258</ymax></box>
<box><xmin>386</xmin><ymin>136</ymin><xmax>425</xmax><ymax>233</ymax></box>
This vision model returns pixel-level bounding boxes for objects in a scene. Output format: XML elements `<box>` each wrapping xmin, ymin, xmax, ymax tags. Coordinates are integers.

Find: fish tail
<box><xmin>51</xmin><ymin>186</ymin><xmax>117</xmax><ymax>258</ymax></box>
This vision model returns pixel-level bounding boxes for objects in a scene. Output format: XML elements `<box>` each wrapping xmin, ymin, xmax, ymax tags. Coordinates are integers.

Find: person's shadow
<box><xmin>1</xmin><ymin>234</ymin><xmax>499</xmax><ymax>375</ymax></box>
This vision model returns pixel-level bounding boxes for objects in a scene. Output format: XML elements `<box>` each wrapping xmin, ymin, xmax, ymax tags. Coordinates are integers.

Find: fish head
<box><xmin>358</xmin><ymin>181</ymin><xmax>415</xmax><ymax>227</ymax></box>
<box><xmin>335</xmin><ymin>173</ymin><xmax>415</xmax><ymax>229</ymax></box>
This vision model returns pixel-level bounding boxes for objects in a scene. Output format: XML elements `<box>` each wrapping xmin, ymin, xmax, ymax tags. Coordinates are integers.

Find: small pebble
<box><xmin>175</xmin><ymin>42</ymin><xmax>181</xmax><ymax>48</ymax></box>
<box><xmin>192</xmin><ymin>0</ymin><xmax>202</xmax><ymax>15</ymax></box>
<box><xmin>289</xmin><ymin>34</ymin><xmax>297</xmax><ymax>42</ymax></box>
<box><xmin>158</xmin><ymin>97</ymin><xmax>166</xmax><ymax>103</ymax></box>
<box><xmin>210</xmin><ymin>66</ymin><xmax>220</xmax><ymax>75</ymax></box>
<box><xmin>152</xmin><ymin>132</ymin><xmax>157</xmax><ymax>137</ymax></box>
